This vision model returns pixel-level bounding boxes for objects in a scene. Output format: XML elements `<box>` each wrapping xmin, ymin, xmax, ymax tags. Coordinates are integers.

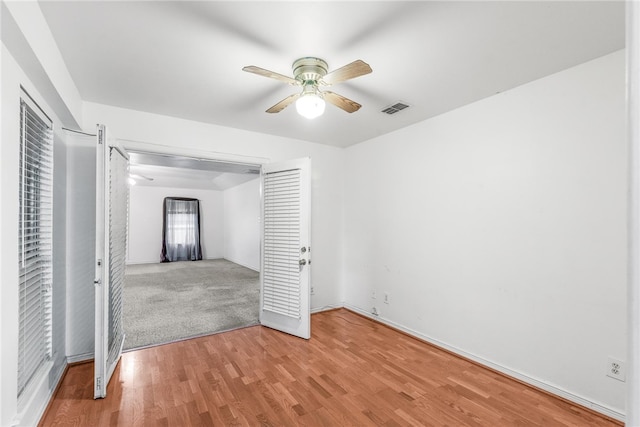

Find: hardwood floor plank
<box><xmin>40</xmin><ymin>309</ymin><xmax>621</xmax><ymax>426</ymax></box>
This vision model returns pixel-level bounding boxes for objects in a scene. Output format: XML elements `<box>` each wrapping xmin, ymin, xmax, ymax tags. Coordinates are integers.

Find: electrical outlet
<box><xmin>606</xmin><ymin>357</ymin><xmax>626</xmax><ymax>381</ymax></box>
<box><xmin>310</xmin><ymin>286</ymin><xmax>315</xmax><ymax>295</ymax></box>
<box><xmin>384</xmin><ymin>293</ymin><xmax>389</xmax><ymax>304</ymax></box>
<box><xmin>372</xmin><ymin>290</ymin><xmax>377</xmax><ymax>299</ymax></box>
<box><xmin>372</xmin><ymin>307</ymin><xmax>379</xmax><ymax>316</ymax></box>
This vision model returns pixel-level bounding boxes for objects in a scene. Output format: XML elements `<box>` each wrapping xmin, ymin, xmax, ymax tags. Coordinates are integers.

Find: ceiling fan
<box><xmin>242</xmin><ymin>57</ymin><xmax>372</xmax><ymax>119</ymax></box>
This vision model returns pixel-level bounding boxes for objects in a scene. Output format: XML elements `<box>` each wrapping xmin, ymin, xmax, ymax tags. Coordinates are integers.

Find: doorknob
<box><xmin>299</xmin><ymin>259</ymin><xmax>307</xmax><ymax>266</ymax></box>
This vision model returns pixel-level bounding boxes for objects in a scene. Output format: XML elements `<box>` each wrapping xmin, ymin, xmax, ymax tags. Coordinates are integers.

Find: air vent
<box><xmin>381</xmin><ymin>102</ymin><xmax>410</xmax><ymax>115</ymax></box>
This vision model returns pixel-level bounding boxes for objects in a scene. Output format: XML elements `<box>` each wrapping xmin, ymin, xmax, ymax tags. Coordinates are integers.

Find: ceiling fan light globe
<box><xmin>296</xmin><ymin>94</ymin><xmax>325</xmax><ymax>119</ymax></box>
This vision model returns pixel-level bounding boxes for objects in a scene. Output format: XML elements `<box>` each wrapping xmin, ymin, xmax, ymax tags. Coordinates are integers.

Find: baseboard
<box><xmin>12</xmin><ymin>360</ymin><xmax>66</xmax><ymax>427</ymax></box>
<box><xmin>32</xmin><ymin>355</ymin><xmax>92</xmax><ymax>426</ymax></box>
<box><xmin>223</xmin><ymin>257</ymin><xmax>259</xmax><ymax>272</ymax></box>
<box><xmin>66</xmin><ymin>352</ymin><xmax>93</xmax><ymax>364</ymax></box>
<box><xmin>311</xmin><ymin>304</ymin><xmax>342</xmax><ymax>314</ymax></box>
<box><xmin>342</xmin><ymin>303</ymin><xmax>625</xmax><ymax>424</ymax></box>
<box><xmin>126</xmin><ymin>260</ymin><xmax>158</xmax><ymax>265</ymax></box>
<box><xmin>36</xmin><ymin>362</ymin><xmax>69</xmax><ymax>427</ymax></box>
<box><xmin>126</xmin><ymin>257</ymin><xmax>225</xmax><ymax>266</ymax></box>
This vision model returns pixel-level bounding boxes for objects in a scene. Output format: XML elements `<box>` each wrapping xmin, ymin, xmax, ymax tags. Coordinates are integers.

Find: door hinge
<box><xmin>96</xmin><ymin>376</ymin><xmax>102</xmax><ymax>389</ymax></box>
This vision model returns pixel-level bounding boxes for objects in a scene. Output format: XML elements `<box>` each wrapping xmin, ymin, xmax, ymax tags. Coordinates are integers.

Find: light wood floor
<box><xmin>40</xmin><ymin>309</ymin><xmax>620</xmax><ymax>426</ymax></box>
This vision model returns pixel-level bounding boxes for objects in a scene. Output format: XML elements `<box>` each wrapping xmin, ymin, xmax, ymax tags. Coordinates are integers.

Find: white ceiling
<box><xmin>38</xmin><ymin>1</ymin><xmax>625</xmax><ymax>149</ymax></box>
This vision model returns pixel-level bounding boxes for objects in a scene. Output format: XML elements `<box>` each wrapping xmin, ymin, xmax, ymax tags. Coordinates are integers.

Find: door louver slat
<box><xmin>107</xmin><ymin>147</ymin><xmax>128</xmax><ymax>369</ymax></box>
<box><xmin>262</xmin><ymin>169</ymin><xmax>301</xmax><ymax>319</ymax></box>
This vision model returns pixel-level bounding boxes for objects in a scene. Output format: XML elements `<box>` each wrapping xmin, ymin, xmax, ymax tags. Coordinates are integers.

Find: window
<box><xmin>18</xmin><ymin>93</ymin><xmax>54</xmax><ymax>399</ymax></box>
<box><xmin>161</xmin><ymin>197</ymin><xmax>202</xmax><ymax>262</ymax></box>
<box><xmin>167</xmin><ymin>211</ymin><xmax>194</xmax><ymax>244</ymax></box>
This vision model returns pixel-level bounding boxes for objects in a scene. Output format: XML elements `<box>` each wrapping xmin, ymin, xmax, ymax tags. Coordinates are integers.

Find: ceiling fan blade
<box><xmin>266</xmin><ymin>93</ymin><xmax>300</xmax><ymax>113</ymax></box>
<box><xmin>320</xmin><ymin>60</ymin><xmax>372</xmax><ymax>86</ymax></box>
<box><xmin>242</xmin><ymin>66</ymin><xmax>298</xmax><ymax>85</ymax></box>
<box><xmin>323</xmin><ymin>91</ymin><xmax>362</xmax><ymax>113</ymax></box>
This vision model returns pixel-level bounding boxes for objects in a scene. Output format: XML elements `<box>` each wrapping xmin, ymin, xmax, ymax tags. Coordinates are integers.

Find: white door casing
<box><xmin>260</xmin><ymin>157</ymin><xmax>311</xmax><ymax>339</ymax></box>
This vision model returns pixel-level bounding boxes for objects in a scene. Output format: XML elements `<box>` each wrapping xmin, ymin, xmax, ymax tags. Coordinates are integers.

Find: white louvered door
<box><xmin>94</xmin><ymin>124</ymin><xmax>129</xmax><ymax>398</ymax></box>
<box><xmin>260</xmin><ymin>158</ymin><xmax>311</xmax><ymax>339</ymax></box>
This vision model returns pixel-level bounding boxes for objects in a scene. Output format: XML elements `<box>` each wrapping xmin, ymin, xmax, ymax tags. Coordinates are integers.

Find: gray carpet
<box><xmin>123</xmin><ymin>259</ymin><xmax>260</xmax><ymax>350</ymax></box>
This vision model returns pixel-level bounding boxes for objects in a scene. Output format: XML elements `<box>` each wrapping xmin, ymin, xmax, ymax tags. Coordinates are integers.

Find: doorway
<box><xmin>123</xmin><ymin>151</ymin><xmax>262</xmax><ymax>350</ymax></box>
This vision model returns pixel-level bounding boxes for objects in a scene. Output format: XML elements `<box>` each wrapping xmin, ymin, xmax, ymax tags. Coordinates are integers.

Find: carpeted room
<box><xmin>123</xmin><ymin>260</ymin><xmax>259</xmax><ymax>349</ymax></box>
<box><xmin>124</xmin><ymin>153</ymin><xmax>262</xmax><ymax>350</ymax></box>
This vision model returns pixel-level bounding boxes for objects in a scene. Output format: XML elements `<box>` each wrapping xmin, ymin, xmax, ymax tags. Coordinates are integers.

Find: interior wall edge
<box><xmin>342</xmin><ymin>303</ymin><xmax>626</xmax><ymax>423</ymax></box>
<box><xmin>627</xmin><ymin>0</ymin><xmax>640</xmax><ymax>424</ymax></box>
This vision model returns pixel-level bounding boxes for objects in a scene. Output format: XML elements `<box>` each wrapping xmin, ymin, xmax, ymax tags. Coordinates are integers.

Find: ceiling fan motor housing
<box><xmin>293</xmin><ymin>57</ymin><xmax>328</xmax><ymax>85</ymax></box>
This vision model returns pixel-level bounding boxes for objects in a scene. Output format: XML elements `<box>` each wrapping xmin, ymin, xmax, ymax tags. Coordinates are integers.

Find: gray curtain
<box><xmin>161</xmin><ymin>197</ymin><xmax>202</xmax><ymax>262</ymax></box>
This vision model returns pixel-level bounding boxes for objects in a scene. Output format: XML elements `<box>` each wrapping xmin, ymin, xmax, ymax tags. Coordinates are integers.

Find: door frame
<box><xmin>102</xmin><ymin>143</ymin><xmax>313</xmax><ymax>347</ymax></box>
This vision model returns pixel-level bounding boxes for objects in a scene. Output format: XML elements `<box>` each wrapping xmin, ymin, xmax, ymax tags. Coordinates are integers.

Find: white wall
<box><xmin>128</xmin><ymin>185</ymin><xmax>224</xmax><ymax>264</ymax></box>
<box><xmin>0</xmin><ymin>43</ymin><xmax>68</xmax><ymax>427</ymax></box>
<box><xmin>343</xmin><ymin>50</ymin><xmax>627</xmax><ymax>417</ymax></box>
<box><xmin>223</xmin><ymin>178</ymin><xmax>260</xmax><ymax>271</ymax></box>
<box><xmin>130</xmin><ymin>178</ymin><xmax>261</xmax><ymax>268</ymax></box>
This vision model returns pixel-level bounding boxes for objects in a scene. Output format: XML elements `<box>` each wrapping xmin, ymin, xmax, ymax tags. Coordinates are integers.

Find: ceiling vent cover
<box><xmin>381</xmin><ymin>102</ymin><xmax>410</xmax><ymax>115</ymax></box>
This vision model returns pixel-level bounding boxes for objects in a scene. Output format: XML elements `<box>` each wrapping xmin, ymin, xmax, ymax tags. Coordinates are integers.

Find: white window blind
<box><xmin>18</xmin><ymin>96</ymin><xmax>53</xmax><ymax>398</ymax></box>
<box><xmin>263</xmin><ymin>169</ymin><xmax>301</xmax><ymax>319</ymax></box>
